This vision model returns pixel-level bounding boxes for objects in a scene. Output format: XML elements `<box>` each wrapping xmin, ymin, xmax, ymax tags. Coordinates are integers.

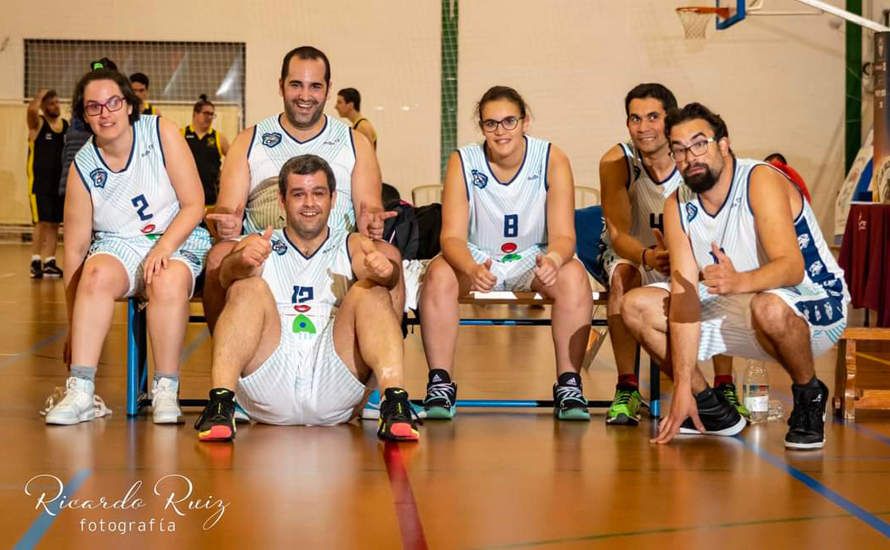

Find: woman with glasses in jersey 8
<box><xmin>416</xmin><ymin>85</ymin><xmax>594</xmax><ymax>421</ymax></box>
<box><xmin>44</xmin><ymin>69</ymin><xmax>211</xmax><ymax>426</ymax></box>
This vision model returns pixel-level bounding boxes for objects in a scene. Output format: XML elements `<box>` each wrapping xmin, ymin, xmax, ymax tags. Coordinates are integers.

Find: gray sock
<box><xmin>70</xmin><ymin>365</ymin><xmax>96</xmax><ymax>382</ymax></box>
<box><xmin>153</xmin><ymin>373</ymin><xmax>179</xmax><ymax>385</ymax></box>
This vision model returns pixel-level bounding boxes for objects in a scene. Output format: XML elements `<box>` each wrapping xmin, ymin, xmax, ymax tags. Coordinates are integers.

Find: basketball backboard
<box><xmin>715</xmin><ymin>0</ymin><xmax>747</xmax><ymax>29</ymax></box>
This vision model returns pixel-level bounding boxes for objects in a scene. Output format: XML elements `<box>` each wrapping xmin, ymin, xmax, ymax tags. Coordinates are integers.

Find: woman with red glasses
<box><xmin>44</xmin><ymin>69</ymin><xmax>209</xmax><ymax>426</ymax></box>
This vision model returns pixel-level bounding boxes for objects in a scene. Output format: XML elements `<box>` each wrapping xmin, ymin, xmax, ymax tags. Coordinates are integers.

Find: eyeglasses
<box><xmin>199</xmin><ymin>111</ymin><xmax>216</xmax><ymax>119</ymax></box>
<box><xmin>669</xmin><ymin>137</ymin><xmax>717</xmax><ymax>161</ymax></box>
<box><xmin>480</xmin><ymin>116</ymin><xmax>523</xmax><ymax>133</ymax></box>
<box><xmin>84</xmin><ymin>95</ymin><xmax>125</xmax><ymax>117</ymax></box>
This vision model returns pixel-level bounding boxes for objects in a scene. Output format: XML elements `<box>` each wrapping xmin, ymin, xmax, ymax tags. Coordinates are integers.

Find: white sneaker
<box><xmin>152</xmin><ymin>377</ymin><xmax>182</xmax><ymax>424</ymax></box>
<box><xmin>45</xmin><ymin>377</ymin><xmax>96</xmax><ymax>425</ymax></box>
<box><xmin>41</xmin><ymin>386</ymin><xmax>111</xmax><ymax>419</ymax></box>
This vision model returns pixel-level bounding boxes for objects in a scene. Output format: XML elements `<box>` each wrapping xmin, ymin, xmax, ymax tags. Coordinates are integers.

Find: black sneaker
<box><xmin>679</xmin><ymin>387</ymin><xmax>747</xmax><ymax>436</ymax></box>
<box><xmin>30</xmin><ymin>259</ymin><xmax>43</xmax><ymax>279</ymax></box>
<box><xmin>195</xmin><ymin>388</ymin><xmax>236</xmax><ymax>442</ymax></box>
<box><xmin>716</xmin><ymin>382</ymin><xmax>751</xmax><ymax>419</ymax></box>
<box><xmin>785</xmin><ymin>379</ymin><xmax>829</xmax><ymax>450</ymax></box>
<box><xmin>42</xmin><ymin>259</ymin><xmax>63</xmax><ymax>278</ymax></box>
<box><xmin>553</xmin><ymin>372</ymin><xmax>590</xmax><ymax>421</ymax></box>
<box><xmin>423</xmin><ymin>369</ymin><xmax>457</xmax><ymax>419</ymax></box>
<box><xmin>378</xmin><ymin>387</ymin><xmax>420</xmax><ymax>441</ymax></box>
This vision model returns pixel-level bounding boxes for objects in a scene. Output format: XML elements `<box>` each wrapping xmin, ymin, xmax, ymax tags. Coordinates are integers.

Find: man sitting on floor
<box><xmin>195</xmin><ymin>154</ymin><xmax>419</xmax><ymax>442</ymax></box>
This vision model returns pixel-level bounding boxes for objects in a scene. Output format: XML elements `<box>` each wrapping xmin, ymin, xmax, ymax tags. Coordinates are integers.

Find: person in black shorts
<box><xmin>26</xmin><ymin>89</ymin><xmax>68</xmax><ymax>278</ymax></box>
<box><xmin>183</xmin><ymin>95</ymin><xmax>230</xmax><ymax>206</ymax></box>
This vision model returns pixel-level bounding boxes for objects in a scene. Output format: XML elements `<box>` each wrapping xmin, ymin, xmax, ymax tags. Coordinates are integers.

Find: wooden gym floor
<box><xmin>1</xmin><ymin>242</ymin><xmax>889</xmax><ymax>549</ymax></box>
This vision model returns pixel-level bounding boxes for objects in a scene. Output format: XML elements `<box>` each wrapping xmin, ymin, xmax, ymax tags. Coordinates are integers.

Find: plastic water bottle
<box><xmin>743</xmin><ymin>360</ymin><xmax>769</xmax><ymax>424</ymax></box>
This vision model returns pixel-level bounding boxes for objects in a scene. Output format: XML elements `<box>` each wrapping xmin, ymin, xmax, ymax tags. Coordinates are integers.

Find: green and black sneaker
<box><xmin>195</xmin><ymin>388</ymin><xmax>237</xmax><ymax>442</ymax></box>
<box><xmin>606</xmin><ymin>387</ymin><xmax>643</xmax><ymax>426</ymax></box>
<box><xmin>423</xmin><ymin>369</ymin><xmax>457</xmax><ymax>420</ymax></box>
<box><xmin>553</xmin><ymin>372</ymin><xmax>590</xmax><ymax>421</ymax></box>
<box><xmin>717</xmin><ymin>383</ymin><xmax>750</xmax><ymax>419</ymax></box>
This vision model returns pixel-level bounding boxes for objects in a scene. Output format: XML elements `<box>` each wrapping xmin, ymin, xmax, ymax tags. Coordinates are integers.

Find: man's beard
<box><xmin>684</xmin><ymin>163</ymin><xmax>719</xmax><ymax>193</ymax></box>
<box><xmin>284</xmin><ymin>100</ymin><xmax>325</xmax><ymax>130</ymax></box>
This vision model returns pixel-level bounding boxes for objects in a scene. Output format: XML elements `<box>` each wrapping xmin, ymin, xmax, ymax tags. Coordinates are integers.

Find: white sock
<box><xmin>31</xmin><ymin>255</ymin><xmax>41</xmax><ymax>262</ymax></box>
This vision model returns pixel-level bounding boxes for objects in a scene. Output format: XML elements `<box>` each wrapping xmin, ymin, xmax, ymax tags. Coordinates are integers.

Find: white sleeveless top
<box><xmin>677</xmin><ymin>158</ymin><xmax>849</xmax><ymax>305</ymax></box>
<box><xmin>246</xmin><ymin>114</ymin><xmax>356</xmax><ymax>233</ymax></box>
<box><xmin>74</xmin><ymin>115</ymin><xmax>179</xmax><ymax>236</ymax></box>
<box><xmin>458</xmin><ymin>135</ymin><xmax>550</xmax><ymax>261</ymax></box>
<box><xmin>601</xmin><ymin>141</ymin><xmax>682</xmax><ymax>250</ymax></box>
<box><xmin>261</xmin><ymin>227</ymin><xmax>354</xmax><ymax>354</ymax></box>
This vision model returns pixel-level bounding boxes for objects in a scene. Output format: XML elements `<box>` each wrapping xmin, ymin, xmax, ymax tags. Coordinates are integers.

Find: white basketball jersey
<box><xmin>678</xmin><ymin>158</ymin><xmax>850</xmax><ymax>311</ymax></box>
<box><xmin>261</xmin><ymin>227</ymin><xmax>354</xmax><ymax>356</ymax></box>
<box><xmin>459</xmin><ymin>136</ymin><xmax>549</xmax><ymax>261</ymax></box>
<box><xmin>601</xmin><ymin>142</ymin><xmax>682</xmax><ymax>251</ymax></box>
<box><xmin>246</xmin><ymin>114</ymin><xmax>356</xmax><ymax>233</ymax></box>
<box><xmin>74</xmin><ymin>115</ymin><xmax>179</xmax><ymax>236</ymax></box>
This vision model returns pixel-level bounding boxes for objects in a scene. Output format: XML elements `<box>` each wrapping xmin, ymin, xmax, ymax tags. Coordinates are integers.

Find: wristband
<box><xmin>641</xmin><ymin>247</ymin><xmax>654</xmax><ymax>272</ymax></box>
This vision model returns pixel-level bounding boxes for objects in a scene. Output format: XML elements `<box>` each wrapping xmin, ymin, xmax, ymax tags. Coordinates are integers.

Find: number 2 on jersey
<box><xmin>131</xmin><ymin>194</ymin><xmax>154</xmax><ymax>221</ymax></box>
<box><xmin>504</xmin><ymin>214</ymin><xmax>519</xmax><ymax>238</ymax></box>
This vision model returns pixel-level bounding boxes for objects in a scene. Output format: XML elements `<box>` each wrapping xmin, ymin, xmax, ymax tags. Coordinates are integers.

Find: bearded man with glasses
<box><xmin>621</xmin><ymin>102</ymin><xmax>849</xmax><ymax>450</ymax></box>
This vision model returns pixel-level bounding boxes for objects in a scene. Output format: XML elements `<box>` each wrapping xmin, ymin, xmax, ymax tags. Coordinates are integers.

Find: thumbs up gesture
<box><xmin>702</xmin><ymin>242</ymin><xmax>740</xmax><ymax>295</ymax></box>
<box><xmin>647</xmin><ymin>228</ymin><xmax>671</xmax><ymax>276</ymax></box>
<box><xmin>470</xmin><ymin>258</ymin><xmax>497</xmax><ymax>292</ymax></box>
<box><xmin>534</xmin><ymin>253</ymin><xmax>559</xmax><ymax>287</ymax></box>
<box><xmin>359</xmin><ymin>236</ymin><xmax>394</xmax><ymax>280</ymax></box>
<box><xmin>236</xmin><ymin>226</ymin><xmax>274</xmax><ymax>268</ymax></box>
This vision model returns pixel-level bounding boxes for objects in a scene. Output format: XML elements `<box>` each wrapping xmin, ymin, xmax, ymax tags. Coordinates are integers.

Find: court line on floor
<box><xmin>742</xmin><ymin>440</ymin><xmax>890</xmax><ymax>538</ymax></box>
<box><xmin>382</xmin><ymin>442</ymin><xmax>428</xmax><ymax>550</ymax></box>
<box><xmin>14</xmin><ymin>468</ymin><xmax>92</xmax><ymax>550</ymax></box>
<box><xmin>0</xmin><ymin>328</ymin><xmax>65</xmax><ymax>371</ymax></box>
<box><xmin>480</xmin><ymin>508</ymin><xmax>890</xmax><ymax>548</ymax></box>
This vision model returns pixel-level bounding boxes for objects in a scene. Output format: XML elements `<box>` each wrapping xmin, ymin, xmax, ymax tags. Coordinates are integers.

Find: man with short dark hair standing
<box><xmin>336</xmin><ymin>87</ymin><xmax>377</xmax><ymax>149</ymax></box>
<box><xmin>26</xmin><ymin>88</ymin><xmax>68</xmax><ymax>278</ymax></box>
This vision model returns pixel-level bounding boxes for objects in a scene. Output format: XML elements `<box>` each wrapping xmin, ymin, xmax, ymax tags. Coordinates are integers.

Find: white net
<box><xmin>24</xmin><ymin>39</ymin><xmax>245</xmax><ymax>131</ymax></box>
<box><xmin>676</xmin><ymin>7</ymin><xmax>716</xmax><ymax>39</ymax></box>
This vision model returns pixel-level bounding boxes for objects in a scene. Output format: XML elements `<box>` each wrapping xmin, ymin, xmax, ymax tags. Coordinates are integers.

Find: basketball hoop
<box><xmin>676</xmin><ymin>6</ymin><xmax>730</xmax><ymax>39</ymax></box>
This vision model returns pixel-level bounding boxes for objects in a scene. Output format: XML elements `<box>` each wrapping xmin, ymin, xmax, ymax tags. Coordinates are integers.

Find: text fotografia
<box><xmin>24</xmin><ymin>474</ymin><xmax>229</xmax><ymax>531</ymax></box>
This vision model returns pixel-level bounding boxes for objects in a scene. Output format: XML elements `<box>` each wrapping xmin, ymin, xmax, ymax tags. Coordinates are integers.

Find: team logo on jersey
<box><xmin>471</xmin><ymin>169</ymin><xmax>488</xmax><ymax>189</ymax></box>
<box><xmin>501</xmin><ymin>253</ymin><xmax>522</xmax><ymax>263</ymax></box>
<box><xmin>293</xmin><ymin>304</ymin><xmax>311</xmax><ymax>313</ymax></box>
<box><xmin>141</xmin><ymin>224</ymin><xmax>156</xmax><ymax>234</ymax></box>
<box><xmin>808</xmin><ymin>260</ymin><xmax>824</xmax><ymax>277</ymax></box>
<box><xmin>797</xmin><ymin>233</ymin><xmax>811</xmax><ymax>250</ymax></box>
<box><xmin>271</xmin><ymin>239</ymin><xmax>287</xmax><ymax>255</ymax></box>
<box><xmin>89</xmin><ymin>168</ymin><xmax>108</xmax><ymax>188</ymax></box>
<box><xmin>685</xmin><ymin>202</ymin><xmax>698</xmax><ymax>222</ymax></box>
<box><xmin>207</xmin><ymin>137</ymin><xmax>216</xmax><ymax>147</ymax></box>
<box><xmin>262</xmin><ymin>132</ymin><xmax>282</xmax><ymax>148</ymax></box>
<box><xmin>501</xmin><ymin>242</ymin><xmax>517</xmax><ymax>254</ymax></box>
<box><xmin>292</xmin><ymin>314</ymin><xmax>317</xmax><ymax>334</ymax></box>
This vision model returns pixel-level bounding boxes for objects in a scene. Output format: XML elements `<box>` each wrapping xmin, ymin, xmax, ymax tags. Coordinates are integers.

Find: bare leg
<box><xmin>418</xmin><ymin>256</ymin><xmax>470</xmax><ymax>376</ymax></box>
<box><xmin>145</xmin><ymin>261</ymin><xmax>192</xmax><ymax>377</ymax></box>
<box><xmin>750</xmin><ymin>293</ymin><xmax>815</xmax><ymax>385</ymax></box>
<box><xmin>210</xmin><ymin>276</ymin><xmax>281</xmax><ymax>390</ymax></box>
<box><xmin>534</xmin><ymin>259</ymin><xmax>592</xmax><ymax>376</ymax></box>
<box><xmin>41</xmin><ymin>222</ymin><xmax>60</xmax><ymax>258</ymax></box>
<box><xmin>712</xmin><ymin>355</ymin><xmax>734</xmax><ymax>378</ymax></box>
<box><xmin>334</xmin><ymin>280</ymin><xmax>405</xmax><ymax>390</ymax></box>
<box><xmin>202</xmin><ymin>240</ymin><xmax>236</xmax><ymax>333</ymax></box>
<box><xmin>621</xmin><ymin>286</ymin><xmax>709</xmax><ymax>393</ymax></box>
<box><xmin>607</xmin><ymin>264</ymin><xmax>643</xmax><ymax>378</ymax></box>
<box><xmin>31</xmin><ymin>223</ymin><xmax>44</xmax><ymax>257</ymax></box>
<box><xmin>69</xmin><ymin>255</ymin><xmax>130</xmax><ymax>367</ymax></box>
